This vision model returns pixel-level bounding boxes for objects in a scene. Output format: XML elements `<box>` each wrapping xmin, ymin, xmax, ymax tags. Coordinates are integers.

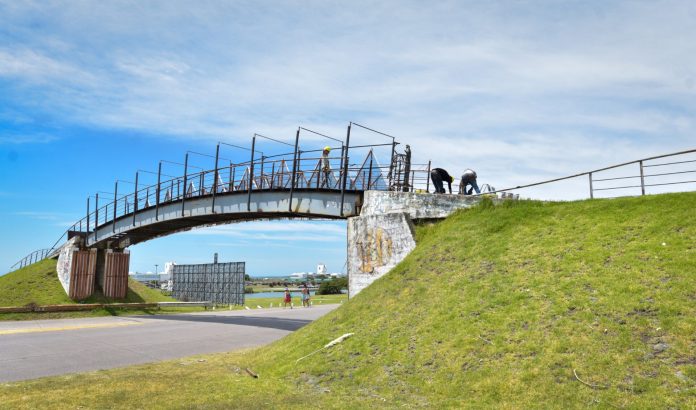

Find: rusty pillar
<box><xmin>68</xmin><ymin>249</ymin><xmax>97</xmax><ymax>300</ymax></box>
<box><xmin>102</xmin><ymin>250</ymin><xmax>130</xmax><ymax>299</ymax></box>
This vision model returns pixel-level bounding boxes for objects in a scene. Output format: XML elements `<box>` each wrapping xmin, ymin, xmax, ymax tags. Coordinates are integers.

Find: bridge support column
<box><xmin>347</xmin><ymin>191</ymin><xmax>484</xmax><ymax>297</ymax></box>
<box><xmin>347</xmin><ymin>212</ymin><xmax>416</xmax><ymax>298</ymax></box>
<box><xmin>96</xmin><ymin>249</ymin><xmax>130</xmax><ymax>299</ymax></box>
<box><xmin>56</xmin><ymin>236</ymin><xmax>97</xmax><ymax>300</ymax></box>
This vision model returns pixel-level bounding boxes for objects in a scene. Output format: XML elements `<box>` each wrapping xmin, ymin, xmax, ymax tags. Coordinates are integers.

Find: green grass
<box><xmin>0</xmin><ymin>259</ymin><xmax>193</xmax><ymax>320</ymax></box>
<box><xmin>243</xmin><ymin>293</ymin><xmax>347</xmax><ymax>309</ymax></box>
<box><xmin>0</xmin><ymin>259</ymin><xmax>73</xmax><ymax>307</ymax></box>
<box><xmin>2</xmin><ymin>192</ymin><xmax>695</xmax><ymax>409</ymax></box>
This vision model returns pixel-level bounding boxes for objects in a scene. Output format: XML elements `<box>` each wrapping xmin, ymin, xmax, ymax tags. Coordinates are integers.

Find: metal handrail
<box><xmin>10</xmin><ymin>132</ymin><xmax>400</xmax><ymax>271</ymax></box>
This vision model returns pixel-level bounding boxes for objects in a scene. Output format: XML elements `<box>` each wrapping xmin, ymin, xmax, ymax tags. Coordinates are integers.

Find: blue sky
<box><xmin>1</xmin><ymin>1</ymin><xmax>695</xmax><ymax>275</ymax></box>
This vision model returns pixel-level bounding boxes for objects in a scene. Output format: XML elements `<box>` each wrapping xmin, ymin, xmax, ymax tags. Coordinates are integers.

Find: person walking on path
<box><xmin>459</xmin><ymin>169</ymin><xmax>480</xmax><ymax>195</ymax></box>
<box><xmin>430</xmin><ymin>168</ymin><xmax>454</xmax><ymax>194</ymax></box>
<box><xmin>283</xmin><ymin>288</ymin><xmax>293</xmax><ymax>309</ymax></box>
<box><xmin>301</xmin><ymin>284</ymin><xmax>311</xmax><ymax>307</ymax></box>
<box><xmin>321</xmin><ymin>146</ymin><xmax>332</xmax><ymax>188</ymax></box>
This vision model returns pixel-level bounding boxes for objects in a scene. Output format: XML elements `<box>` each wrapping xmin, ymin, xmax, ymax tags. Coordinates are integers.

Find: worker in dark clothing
<box><xmin>430</xmin><ymin>168</ymin><xmax>453</xmax><ymax>194</ymax></box>
<box><xmin>459</xmin><ymin>168</ymin><xmax>480</xmax><ymax>195</ymax></box>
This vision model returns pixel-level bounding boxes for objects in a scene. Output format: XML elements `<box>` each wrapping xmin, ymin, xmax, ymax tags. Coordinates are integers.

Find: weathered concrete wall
<box><xmin>360</xmin><ymin>190</ymin><xmax>481</xmax><ymax>220</ymax></box>
<box><xmin>349</xmin><ymin>191</ymin><xmax>486</xmax><ymax>297</ymax></box>
<box><xmin>56</xmin><ymin>236</ymin><xmax>82</xmax><ymax>295</ymax></box>
<box><xmin>348</xmin><ymin>212</ymin><xmax>416</xmax><ymax>297</ymax></box>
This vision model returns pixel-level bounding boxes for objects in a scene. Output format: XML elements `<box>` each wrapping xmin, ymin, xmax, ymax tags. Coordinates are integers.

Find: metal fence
<box><xmin>172</xmin><ymin>262</ymin><xmax>245</xmax><ymax>305</ymax></box>
<box><xmin>471</xmin><ymin>148</ymin><xmax>696</xmax><ymax>200</ymax></box>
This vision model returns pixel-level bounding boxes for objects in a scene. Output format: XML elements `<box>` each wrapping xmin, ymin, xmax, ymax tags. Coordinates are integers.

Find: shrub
<box><xmin>317</xmin><ymin>277</ymin><xmax>347</xmax><ymax>295</ymax></box>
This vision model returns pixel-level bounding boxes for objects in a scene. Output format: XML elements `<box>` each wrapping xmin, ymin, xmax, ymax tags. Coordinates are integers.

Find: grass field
<box><xmin>1</xmin><ymin>192</ymin><xmax>694</xmax><ymax>409</ymax></box>
<box><xmin>0</xmin><ymin>259</ymin><xmax>209</xmax><ymax>320</ymax></box>
<box><xmin>0</xmin><ymin>261</ymin><xmax>346</xmax><ymax>321</ymax></box>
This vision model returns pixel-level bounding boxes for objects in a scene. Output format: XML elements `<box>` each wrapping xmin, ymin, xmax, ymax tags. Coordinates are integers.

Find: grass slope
<box><xmin>2</xmin><ymin>192</ymin><xmax>695</xmax><ymax>409</ymax></box>
<box><xmin>0</xmin><ymin>259</ymin><xmax>73</xmax><ymax>307</ymax></box>
<box><xmin>0</xmin><ymin>258</ymin><xmax>173</xmax><ymax>307</ymax></box>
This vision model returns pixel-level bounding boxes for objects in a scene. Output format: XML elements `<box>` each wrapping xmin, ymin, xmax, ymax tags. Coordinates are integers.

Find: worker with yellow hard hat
<box><xmin>321</xmin><ymin>146</ymin><xmax>332</xmax><ymax>187</ymax></box>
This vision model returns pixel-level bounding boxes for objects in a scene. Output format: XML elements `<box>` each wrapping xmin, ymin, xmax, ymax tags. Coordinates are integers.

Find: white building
<box><xmin>164</xmin><ymin>262</ymin><xmax>176</xmax><ymax>275</ymax></box>
<box><xmin>316</xmin><ymin>264</ymin><xmax>327</xmax><ymax>275</ymax></box>
<box><xmin>291</xmin><ymin>272</ymin><xmax>308</xmax><ymax>280</ymax></box>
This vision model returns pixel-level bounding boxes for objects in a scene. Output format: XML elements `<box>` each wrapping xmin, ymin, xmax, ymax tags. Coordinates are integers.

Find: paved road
<box><xmin>0</xmin><ymin>305</ymin><xmax>338</xmax><ymax>383</ymax></box>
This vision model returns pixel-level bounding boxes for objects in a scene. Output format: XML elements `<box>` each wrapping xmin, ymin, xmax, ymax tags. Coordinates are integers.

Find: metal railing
<box><xmin>474</xmin><ymin>148</ymin><xmax>696</xmax><ymax>200</ymax></box>
<box><xmin>10</xmin><ymin>123</ymin><xmax>399</xmax><ymax>271</ymax></box>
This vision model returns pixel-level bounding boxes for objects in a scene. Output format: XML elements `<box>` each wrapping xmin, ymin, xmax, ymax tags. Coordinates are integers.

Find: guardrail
<box><xmin>0</xmin><ymin>301</ymin><xmax>214</xmax><ymax>314</ymax></box>
<box><xmin>473</xmin><ymin>148</ymin><xmax>696</xmax><ymax>199</ymax></box>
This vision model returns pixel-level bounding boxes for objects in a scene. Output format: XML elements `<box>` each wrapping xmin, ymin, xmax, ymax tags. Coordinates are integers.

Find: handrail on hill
<box><xmin>474</xmin><ymin>148</ymin><xmax>696</xmax><ymax>199</ymax></box>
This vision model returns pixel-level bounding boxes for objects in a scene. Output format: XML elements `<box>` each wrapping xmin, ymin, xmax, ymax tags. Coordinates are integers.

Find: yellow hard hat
<box><xmin>323</xmin><ymin>146</ymin><xmax>331</xmax><ymax>152</ymax></box>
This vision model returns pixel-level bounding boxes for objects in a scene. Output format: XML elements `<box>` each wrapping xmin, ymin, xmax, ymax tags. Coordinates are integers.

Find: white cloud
<box><xmin>0</xmin><ymin>1</ymin><xmax>694</xmax><ymax>200</ymax></box>
<box><xmin>0</xmin><ymin>133</ymin><xmax>58</xmax><ymax>144</ymax></box>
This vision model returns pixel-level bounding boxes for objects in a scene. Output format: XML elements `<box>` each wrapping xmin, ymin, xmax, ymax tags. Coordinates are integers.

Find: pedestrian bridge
<box><xmin>11</xmin><ymin>123</ymin><xmax>421</xmax><ymax>271</ymax></box>
<box><xmin>90</xmin><ymin>188</ymin><xmax>363</xmax><ymax>249</ymax></box>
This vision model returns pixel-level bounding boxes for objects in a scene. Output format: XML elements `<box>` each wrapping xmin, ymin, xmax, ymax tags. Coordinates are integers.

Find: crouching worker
<box><xmin>459</xmin><ymin>168</ymin><xmax>480</xmax><ymax>195</ymax></box>
<box><xmin>430</xmin><ymin>168</ymin><xmax>454</xmax><ymax>194</ymax></box>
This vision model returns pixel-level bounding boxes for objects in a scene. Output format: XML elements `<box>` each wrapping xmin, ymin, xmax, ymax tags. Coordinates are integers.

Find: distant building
<box><xmin>164</xmin><ymin>262</ymin><xmax>176</xmax><ymax>275</ymax></box>
<box><xmin>291</xmin><ymin>272</ymin><xmax>308</xmax><ymax>280</ymax></box>
<box><xmin>316</xmin><ymin>264</ymin><xmax>327</xmax><ymax>275</ymax></box>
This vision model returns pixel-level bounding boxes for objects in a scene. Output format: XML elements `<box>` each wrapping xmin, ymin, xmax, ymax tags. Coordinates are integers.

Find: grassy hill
<box><xmin>2</xmin><ymin>192</ymin><xmax>695</xmax><ymax>409</ymax></box>
<box><xmin>0</xmin><ymin>258</ymin><xmax>172</xmax><ymax>307</ymax></box>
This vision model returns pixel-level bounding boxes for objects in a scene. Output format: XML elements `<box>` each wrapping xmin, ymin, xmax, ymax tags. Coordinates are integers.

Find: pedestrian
<box><xmin>430</xmin><ymin>168</ymin><xmax>454</xmax><ymax>194</ymax></box>
<box><xmin>459</xmin><ymin>169</ymin><xmax>480</xmax><ymax>195</ymax></box>
<box><xmin>283</xmin><ymin>288</ymin><xmax>292</xmax><ymax>309</ymax></box>
<box><xmin>301</xmin><ymin>284</ymin><xmax>310</xmax><ymax>307</ymax></box>
<box><xmin>321</xmin><ymin>146</ymin><xmax>332</xmax><ymax>188</ymax></box>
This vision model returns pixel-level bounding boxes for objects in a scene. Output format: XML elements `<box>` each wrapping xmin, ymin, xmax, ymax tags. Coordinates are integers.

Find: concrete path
<box><xmin>0</xmin><ymin>304</ymin><xmax>338</xmax><ymax>383</ymax></box>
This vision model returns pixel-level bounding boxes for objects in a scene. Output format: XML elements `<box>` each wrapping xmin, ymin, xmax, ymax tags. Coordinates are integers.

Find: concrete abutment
<box><xmin>347</xmin><ymin>191</ymin><xmax>484</xmax><ymax>297</ymax></box>
<box><xmin>56</xmin><ymin>237</ymin><xmax>130</xmax><ymax>300</ymax></box>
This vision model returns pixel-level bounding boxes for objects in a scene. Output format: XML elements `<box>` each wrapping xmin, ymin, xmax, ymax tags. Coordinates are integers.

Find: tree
<box><xmin>317</xmin><ymin>277</ymin><xmax>348</xmax><ymax>295</ymax></box>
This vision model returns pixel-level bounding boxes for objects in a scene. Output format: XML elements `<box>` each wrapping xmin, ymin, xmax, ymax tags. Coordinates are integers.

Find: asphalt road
<box><xmin>0</xmin><ymin>304</ymin><xmax>338</xmax><ymax>383</ymax></box>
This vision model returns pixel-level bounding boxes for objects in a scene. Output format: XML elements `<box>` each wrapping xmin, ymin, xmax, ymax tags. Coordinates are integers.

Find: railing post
<box><xmin>260</xmin><ymin>155</ymin><xmax>265</xmax><ymax>189</ymax></box>
<box><xmin>639</xmin><ymin>160</ymin><xmax>645</xmax><ymax>196</ymax></box>
<box><xmin>155</xmin><ymin>162</ymin><xmax>162</xmax><ymax>221</ymax></box>
<box><xmin>182</xmin><ymin>153</ymin><xmax>188</xmax><ymax>217</ymax></box>
<box><xmin>86</xmin><ymin>196</ymin><xmax>90</xmax><ymax>233</ymax></box>
<box><xmin>95</xmin><ymin>193</ymin><xmax>99</xmax><ymax>242</ymax></box>
<box><xmin>113</xmin><ymin>181</ymin><xmax>118</xmax><ymax>233</ymax></box>
<box><xmin>339</xmin><ymin>145</ymin><xmax>345</xmax><ymax>184</ymax></box>
<box><xmin>230</xmin><ymin>162</ymin><xmax>235</xmax><ymax>192</ymax></box>
<box><xmin>340</xmin><ymin>123</ymin><xmax>352</xmax><ymax>217</ymax></box>
<box><xmin>247</xmin><ymin>136</ymin><xmax>256</xmax><ymax>212</ymax></box>
<box><xmin>589</xmin><ymin>172</ymin><xmax>594</xmax><ymax>199</ymax></box>
<box><xmin>133</xmin><ymin>172</ymin><xmax>139</xmax><ymax>226</ymax></box>
<box><xmin>388</xmin><ymin>138</ymin><xmax>396</xmax><ymax>188</ymax></box>
<box><xmin>367</xmin><ymin>150</ymin><xmax>374</xmax><ymax>190</ymax></box>
<box><xmin>288</xmin><ymin>128</ymin><xmax>300</xmax><ymax>213</ymax></box>
<box><xmin>270</xmin><ymin>162</ymin><xmax>275</xmax><ymax>189</ymax></box>
<box><xmin>316</xmin><ymin>159</ymin><xmax>321</xmax><ymax>189</ymax></box>
<box><xmin>426</xmin><ymin>160</ymin><xmax>431</xmax><ymax>192</ymax></box>
<box><xmin>212</xmin><ymin>144</ymin><xmax>220</xmax><ymax>212</ymax></box>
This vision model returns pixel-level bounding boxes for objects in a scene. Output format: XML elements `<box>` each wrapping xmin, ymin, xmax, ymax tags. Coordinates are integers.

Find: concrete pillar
<box><xmin>347</xmin><ymin>212</ymin><xmax>416</xmax><ymax>297</ymax></box>
<box><xmin>57</xmin><ymin>236</ymin><xmax>97</xmax><ymax>300</ymax></box>
<box><xmin>347</xmin><ymin>191</ymin><xmax>484</xmax><ymax>297</ymax></box>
